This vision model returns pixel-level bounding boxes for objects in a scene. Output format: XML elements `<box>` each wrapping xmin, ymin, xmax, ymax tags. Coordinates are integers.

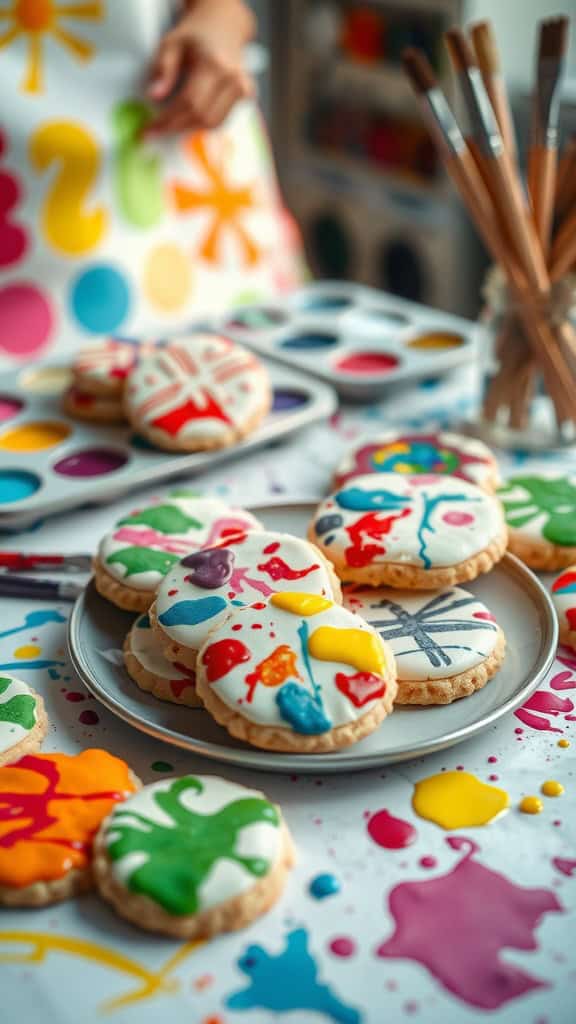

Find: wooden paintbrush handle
<box><xmin>528</xmin><ymin>144</ymin><xmax>557</xmax><ymax>256</ymax></box>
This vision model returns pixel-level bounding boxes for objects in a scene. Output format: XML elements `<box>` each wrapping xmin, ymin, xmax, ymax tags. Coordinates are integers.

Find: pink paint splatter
<box><xmin>419</xmin><ymin>856</ymin><xmax>437</xmax><ymax>869</ymax></box>
<box><xmin>376</xmin><ymin>836</ymin><xmax>563</xmax><ymax>1010</ymax></box>
<box><xmin>550</xmin><ymin>671</ymin><xmax>576</xmax><ymax>691</ymax></box>
<box><xmin>0</xmin><ymin>283</ymin><xmax>53</xmax><ymax>359</ymax></box>
<box><xmin>329</xmin><ymin>937</ymin><xmax>356</xmax><ymax>958</ymax></box>
<box><xmin>367</xmin><ymin>810</ymin><xmax>417</xmax><ymax>850</ymax></box>
<box><xmin>65</xmin><ymin>691</ymin><xmax>85</xmax><ymax>702</ymax></box>
<box><xmin>79</xmin><ymin>710</ymin><xmax>99</xmax><ymax>725</ymax></box>
<box><xmin>442</xmin><ymin>511</ymin><xmax>474</xmax><ymax>526</ymax></box>
<box><xmin>552</xmin><ymin>858</ymin><xmax>576</xmax><ymax>877</ymax></box>
<box><xmin>515</xmin><ymin>689</ymin><xmax>574</xmax><ymax>733</ymax></box>
<box><xmin>488</xmin><ymin>756</ymin><xmax>498</xmax><ymax>763</ymax></box>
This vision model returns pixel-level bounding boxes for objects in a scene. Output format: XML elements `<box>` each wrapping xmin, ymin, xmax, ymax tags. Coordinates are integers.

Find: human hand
<box><xmin>146</xmin><ymin>0</ymin><xmax>255</xmax><ymax>135</ymax></box>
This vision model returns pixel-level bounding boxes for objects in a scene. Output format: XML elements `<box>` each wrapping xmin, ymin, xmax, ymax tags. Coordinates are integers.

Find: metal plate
<box><xmin>68</xmin><ymin>500</ymin><xmax>558</xmax><ymax>774</ymax></box>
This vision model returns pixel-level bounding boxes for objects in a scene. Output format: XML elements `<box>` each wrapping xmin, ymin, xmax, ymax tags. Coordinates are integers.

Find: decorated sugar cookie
<box><xmin>333</xmin><ymin>431</ymin><xmax>500</xmax><ymax>491</ymax></box>
<box><xmin>345</xmin><ymin>586</ymin><xmax>505</xmax><ymax>704</ymax></box>
<box><xmin>63</xmin><ymin>385</ymin><xmax>126</xmax><ymax>424</ymax></box>
<box><xmin>196</xmin><ymin>592</ymin><xmax>397</xmax><ymax>752</ymax></box>
<box><xmin>124</xmin><ymin>614</ymin><xmax>200</xmax><ymax>706</ymax></box>
<box><xmin>94</xmin><ymin>774</ymin><xmax>294</xmax><ymax>938</ymax></box>
<box><xmin>95</xmin><ymin>495</ymin><xmax>262</xmax><ymax>612</ymax></box>
<box><xmin>551</xmin><ymin>566</ymin><xmax>576</xmax><ymax>651</ymax></box>
<box><xmin>0</xmin><ymin>749</ymin><xmax>138</xmax><ymax>907</ymax></box>
<box><xmin>124</xmin><ymin>334</ymin><xmax>271</xmax><ymax>452</ymax></box>
<box><xmin>72</xmin><ymin>339</ymin><xmax>142</xmax><ymax>397</ymax></box>
<box><xmin>0</xmin><ymin>674</ymin><xmax>48</xmax><ymax>767</ymax></box>
<box><xmin>310</xmin><ymin>473</ymin><xmax>507</xmax><ymax>589</ymax></box>
<box><xmin>152</xmin><ymin>531</ymin><xmax>342</xmax><ymax>668</ymax></box>
<box><xmin>498</xmin><ymin>474</ymin><xmax>576</xmax><ymax>570</ymax></box>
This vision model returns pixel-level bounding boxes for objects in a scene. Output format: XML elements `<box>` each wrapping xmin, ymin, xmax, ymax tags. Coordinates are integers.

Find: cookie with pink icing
<box><xmin>333</xmin><ymin>431</ymin><xmax>500</xmax><ymax>492</ymax></box>
<box><xmin>151</xmin><ymin>531</ymin><xmax>342</xmax><ymax>669</ymax></box>
<box><xmin>124</xmin><ymin>334</ymin><xmax>271</xmax><ymax>452</ymax></box>
<box><xmin>551</xmin><ymin>566</ymin><xmax>576</xmax><ymax>651</ymax></box>
<box><xmin>72</xmin><ymin>339</ymin><xmax>143</xmax><ymax>397</ymax></box>
<box><xmin>123</xmin><ymin>614</ymin><xmax>200</xmax><ymax>706</ymax></box>
<box><xmin>195</xmin><ymin>592</ymin><xmax>397</xmax><ymax>752</ymax></box>
<box><xmin>95</xmin><ymin>494</ymin><xmax>262</xmax><ymax>612</ymax></box>
<box><xmin>309</xmin><ymin>473</ymin><xmax>507</xmax><ymax>589</ymax></box>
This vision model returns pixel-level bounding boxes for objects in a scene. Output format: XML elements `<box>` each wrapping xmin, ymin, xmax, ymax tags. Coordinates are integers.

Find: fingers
<box><xmin>148</xmin><ymin>34</ymin><xmax>184</xmax><ymax>100</ymax></box>
<box><xmin>147</xmin><ymin>64</ymin><xmax>254</xmax><ymax>136</ymax></box>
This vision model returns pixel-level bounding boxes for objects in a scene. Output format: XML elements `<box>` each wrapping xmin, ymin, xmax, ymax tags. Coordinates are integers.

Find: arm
<box><xmin>146</xmin><ymin>0</ymin><xmax>256</xmax><ymax>135</ymax></box>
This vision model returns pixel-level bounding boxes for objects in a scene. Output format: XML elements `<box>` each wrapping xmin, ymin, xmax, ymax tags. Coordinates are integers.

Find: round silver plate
<box><xmin>68</xmin><ymin>499</ymin><xmax>558</xmax><ymax>774</ymax></box>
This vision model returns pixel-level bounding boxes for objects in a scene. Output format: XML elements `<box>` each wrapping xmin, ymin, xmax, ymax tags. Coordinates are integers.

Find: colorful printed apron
<box><xmin>0</xmin><ymin>0</ymin><xmax>303</xmax><ymax>366</ymax></box>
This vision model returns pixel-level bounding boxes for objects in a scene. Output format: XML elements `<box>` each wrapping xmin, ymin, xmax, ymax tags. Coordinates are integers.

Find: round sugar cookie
<box><xmin>63</xmin><ymin>385</ymin><xmax>126</xmax><ymax>423</ymax></box>
<box><xmin>498</xmin><ymin>473</ymin><xmax>576</xmax><ymax>570</ymax></box>
<box><xmin>0</xmin><ymin>674</ymin><xmax>48</xmax><ymax>767</ymax></box>
<box><xmin>345</xmin><ymin>585</ymin><xmax>505</xmax><ymax>704</ymax></box>
<box><xmin>0</xmin><ymin>749</ymin><xmax>138</xmax><ymax>907</ymax></box>
<box><xmin>196</xmin><ymin>592</ymin><xmax>397</xmax><ymax>752</ymax></box>
<box><xmin>95</xmin><ymin>495</ymin><xmax>262</xmax><ymax>612</ymax></box>
<box><xmin>94</xmin><ymin>774</ymin><xmax>294</xmax><ymax>938</ymax></box>
<box><xmin>124</xmin><ymin>334</ymin><xmax>271</xmax><ymax>452</ymax></box>
<box><xmin>309</xmin><ymin>473</ymin><xmax>507</xmax><ymax>589</ymax></box>
<box><xmin>73</xmin><ymin>338</ymin><xmax>142</xmax><ymax>397</ymax></box>
<box><xmin>333</xmin><ymin>430</ymin><xmax>500</xmax><ymax>491</ymax></box>
<box><xmin>124</xmin><ymin>613</ymin><xmax>200</xmax><ymax>705</ymax></box>
<box><xmin>551</xmin><ymin>566</ymin><xmax>576</xmax><ymax>651</ymax></box>
<box><xmin>152</xmin><ymin>530</ymin><xmax>342</xmax><ymax>669</ymax></box>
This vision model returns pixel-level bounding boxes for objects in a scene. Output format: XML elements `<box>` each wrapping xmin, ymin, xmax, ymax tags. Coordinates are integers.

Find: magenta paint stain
<box><xmin>419</xmin><ymin>856</ymin><xmax>437</xmax><ymax>869</ymax></box>
<box><xmin>65</xmin><ymin>691</ymin><xmax>85</xmax><ymax>702</ymax></box>
<box><xmin>54</xmin><ymin>447</ymin><xmax>128</xmax><ymax>477</ymax></box>
<box><xmin>488</xmin><ymin>756</ymin><xmax>498</xmax><ymax>764</ymax></box>
<box><xmin>550</xmin><ymin>670</ymin><xmax>576</xmax><ymax>691</ymax></box>
<box><xmin>552</xmin><ymin>857</ymin><xmax>576</xmax><ymax>877</ymax></box>
<box><xmin>515</xmin><ymin>689</ymin><xmax>574</xmax><ymax>733</ymax></box>
<box><xmin>329</xmin><ymin>937</ymin><xmax>356</xmax><ymax>958</ymax></box>
<box><xmin>367</xmin><ymin>809</ymin><xmax>417</xmax><ymax>850</ymax></box>
<box><xmin>376</xmin><ymin>836</ymin><xmax>563</xmax><ymax>1010</ymax></box>
<box><xmin>78</xmin><ymin>709</ymin><xmax>99</xmax><ymax>725</ymax></box>
<box><xmin>336</xmin><ymin>351</ymin><xmax>399</xmax><ymax>375</ymax></box>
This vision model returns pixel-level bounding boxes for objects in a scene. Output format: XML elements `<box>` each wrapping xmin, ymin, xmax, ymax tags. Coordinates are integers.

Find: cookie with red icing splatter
<box><xmin>95</xmin><ymin>494</ymin><xmax>262</xmax><ymax>612</ymax></box>
<box><xmin>72</xmin><ymin>338</ymin><xmax>143</xmax><ymax>398</ymax></box>
<box><xmin>151</xmin><ymin>530</ymin><xmax>342</xmax><ymax>669</ymax></box>
<box><xmin>195</xmin><ymin>592</ymin><xmax>397</xmax><ymax>752</ymax></box>
<box><xmin>63</xmin><ymin>385</ymin><xmax>125</xmax><ymax>424</ymax></box>
<box><xmin>0</xmin><ymin>749</ymin><xmax>138</xmax><ymax>907</ymax></box>
<box><xmin>309</xmin><ymin>473</ymin><xmax>507</xmax><ymax>589</ymax></box>
<box><xmin>551</xmin><ymin>565</ymin><xmax>576</xmax><ymax>651</ymax></box>
<box><xmin>124</xmin><ymin>613</ymin><xmax>200</xmax><ymax>706</ymax></box>
<box><xmin>124</xmin><ymin>334</ymin><xmax>271</xmax><ymax>452</ymax></box>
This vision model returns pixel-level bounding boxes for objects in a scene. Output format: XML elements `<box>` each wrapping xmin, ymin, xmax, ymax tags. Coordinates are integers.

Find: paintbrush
<box><xmin>0</xmin><ymin>574</ymin><xmax>84</xmax><ymax>602</ymax></box>
<box><xmin>528</xmin><ymin>16</ymin><xmax>570</xmax><ymax>256</ymax></box>
<box><xmin>470</xmin><ymin>21</ymin><xmax>517</xmax><ymax>164</ymax></box>
<box><xmin>0</xmin><ymin>552</ymin><xmax>92</xmax><ymax>573</ymax></box>
<box><xmin>554</xmin><ymin>131</ymin><xmax>576</xmax><ymax>221</ymax></box>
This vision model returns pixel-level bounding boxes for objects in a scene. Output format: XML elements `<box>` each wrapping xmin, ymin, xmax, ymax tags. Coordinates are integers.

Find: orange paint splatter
<box><xmin>245</xmin><ymin>645</ymin><xmax>301</xmax><ymax>703</ymax></box>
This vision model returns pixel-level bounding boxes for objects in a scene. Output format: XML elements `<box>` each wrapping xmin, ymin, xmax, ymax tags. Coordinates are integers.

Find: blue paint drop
<box><xmin>226</xmin><ymin>927</ymin><xmax>361</xmax><ymax>1023</ymax></box>
<box><xmin>272</xmin><ymin>388</ymin><xmax>309</xmax><ymax>412</ymax></box>
<box><xmin>297</xmin><ymin>294</ymin><xmax>352</xmax><ymax>312</ymax></box>
<box><xmin>71</xmin><ymin>264</ymin><xmax>130</xmax><ymax>333</ymax></box>
<box><xmin>280</xmin><ymin>333</ymin><xmax>338</xmax><ymax>350</ymax></box>
<box><xmin>276</xmin><ymin>682</ymin><xmax>332</xmax><ymax>735</ymax></box>
<box><xmin>0</xmin><ymin>470</ymin><xmax>40</xmax><ymax>504</ymax></box>
<box><xmin>335</xmin><ymin>486</ymin><xmax>412</xmax><ymax>512</ymax></box>
<box><xmin>158</xmin><ymin>596</ymin><xmax>227</xmax><ymax>627</ymax></box>
<box><xmin>309</xmin><ymin>873</ymin><xmax>341</xmax><ymax>900</ymax></box>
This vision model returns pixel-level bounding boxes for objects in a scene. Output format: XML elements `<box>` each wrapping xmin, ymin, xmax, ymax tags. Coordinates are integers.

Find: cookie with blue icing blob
<box><xmin>195</xmin><ymin>592</ymin><xmax>397</xmax><ymax>752</ymax></box>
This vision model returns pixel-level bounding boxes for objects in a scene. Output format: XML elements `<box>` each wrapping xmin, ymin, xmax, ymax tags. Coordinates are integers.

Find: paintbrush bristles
<box><xmin>402</xmin><ymin>48</ymin><xmax>437</xmax><ymax>94</ymax></box>
<box><xmin>470</xmin><ymin>22</ymin><xmax>500</xmax><ymax>74</ymax></box>
<box><xmin>445</xmin><ymin>29</ymin><xmax>477</xmax><ymax>72</ymax></box>
<box><xmin>539</xmin><ymin>17</ymin><xmax>570</xmax><ymax>60</ymax></box>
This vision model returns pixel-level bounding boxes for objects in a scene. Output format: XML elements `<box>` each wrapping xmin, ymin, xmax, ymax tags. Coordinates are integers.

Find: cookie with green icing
<box><xmin>94</xmin><ymin>495</ymin><xmax>262</xmax><ymax>612</ymax></box>
<box><xmin>0</xmin><ymin>674</ymin><xmax>48</xmax><ymax>767</ymax></box>
<box><xmin>498</xmin><ymin>473</ymin><xmax>576</xmax><ymax>570</ymax></box>
<box><xmin>94</xmin><ymin>774</ymin><xmax>294</xmax><ymax>938</ymax></box>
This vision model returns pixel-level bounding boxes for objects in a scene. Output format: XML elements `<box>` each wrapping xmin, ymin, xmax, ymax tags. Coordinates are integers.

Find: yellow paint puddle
<box><xmin>412</xmin><ymin>771</ymin><xmax>509</xmax><ymax>830</ymax></box>
<box><xmin>407</xmin><ymin>332</ymin><xmax>464</xmax><ymax>351</ymax></box>
<box><xmin>519</xmin><ymin>796</ymin><xmax>543</xmax><ymax>815</ymax></box>
<box><xmin>0</xmin><ymin>421</ymin><xmax>70</xmax><ymax>452</ymax></box>
<box><xmin>541</xmin><ymin>780</ymin><xmax>564</xmax><ymax>797</ymax></box>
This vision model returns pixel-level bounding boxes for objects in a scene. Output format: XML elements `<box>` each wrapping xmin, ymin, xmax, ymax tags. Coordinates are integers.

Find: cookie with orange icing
<box><xmin>123</xmin><ymin>613</ymin><xmax>200</xmax><ymax>706</ymax></box>
<box><xmin>0</xmin><ymin>749</ymin><xmax>138</xmax><ymax>907</ymax></box>
<box><xmin>195</xmin><ymin>592</ymin><xmax>397</xmax><ymax>752</ymax></box>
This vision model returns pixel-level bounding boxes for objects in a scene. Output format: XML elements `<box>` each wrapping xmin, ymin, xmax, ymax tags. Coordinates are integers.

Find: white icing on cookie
<box><xmin>99</xmin><ymin>496</ymin><xmax>262</xmax><ymax>592</ymax></box>
<box><xmin>125</xmin><ymin>334</ymin><xmax>270</xmax><ymax>443</ymax></box>
<box><xmin>127</xmin><ymin>614</ymin><xmax>198</xmax><ymax>702</ymax></box>
<box><xmin>311</xmin><ymin>473</ymin><xmax>504</xmax><ymax>571</ymax></box>
<box><xmin>0</xmin><ymin>674</ymin><xmax>39</xmax><ymax>753</ymax></box>
<box><xmin>345</xmin><ymin>585</ymin><xmax>499</xmax><ymax>679</ymax></box>
<box><xmin>498</xmin><ymin>474</ymin><xmax>576</xmax><ymax>547</ymax></box>
<box><xmin>74</xmin><ymin>339</ymin><xmax>140</xmax><ymax>387</ymax></box>
<box><xmin>155</xmin><ymin>530</ymin><xmax>339</xmax><ymax>652</ymax></box>
<box><xmin>198</xmin><ymin>593</ymin><xmax>394</xmax><ymax>732</ymax></box>
<box><xmin>334</xmin><ymin>431</ymin><xmax>498</xmax><ymax>489</ymax></box>
<box><xmin>103</xmin><ymin>775</ymin><xmax>282</xmax><ymax>914</ymax></box>
<box><xmin>551</xmin><ymin>566</ymin><xmax>576</xmax><ymax>635</ymax></box>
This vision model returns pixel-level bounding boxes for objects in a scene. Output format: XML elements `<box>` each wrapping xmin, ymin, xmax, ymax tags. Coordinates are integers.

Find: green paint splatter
<box><xmin>151</xmin><ymin>760</ymin><xmax>174</xmax><ymax>772</ymax></box>
<box><xmin>499</xmin><ymin>475</ymin><xmax>576</xmax><ymax>546</ymax></box>
<box><xmin>169</xmin><ymin>488</ymin><xmax>202</xmax><ymax>499</ymax></box>
<box><xmin>0</xmin><ymin>677</ymin><xmax>36</xmax><ymax>732</ymax></box>
<box><xmin>106</xmin><ymin>547</ymin><xmax>179</xmax><ymax>578</ymax></box>
<box><xmin>118</xmin><ymin>503</ymin><xmax>202</xmax><ymax>535</ymax></box>
<box><xmin>112</xmin><ymin>100</ymin><xmax>164</xmax><ymax>229</ymax></box>
<box><xmin>106</xmin><ymin>776</ymin><xmax>279</xmax><ymax>916</ymax></box>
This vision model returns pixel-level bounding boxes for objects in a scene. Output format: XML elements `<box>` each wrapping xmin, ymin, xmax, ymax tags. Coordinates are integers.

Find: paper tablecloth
<box><xmin>1</xmin><ymin>364</ymin><xmax>574</xmax><ymax>1024</ymax></box>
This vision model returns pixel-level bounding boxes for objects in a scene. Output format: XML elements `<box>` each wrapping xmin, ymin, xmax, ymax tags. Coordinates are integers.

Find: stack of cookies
<box><xmin>63</xmin><ymin>332</ymin><xmax>272</xmax><ymax>453</ymax></box>
<box><xmin>310</xmin><ymin>431</ymin><xmax>508</xmax><ymax>705</ymax></box>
